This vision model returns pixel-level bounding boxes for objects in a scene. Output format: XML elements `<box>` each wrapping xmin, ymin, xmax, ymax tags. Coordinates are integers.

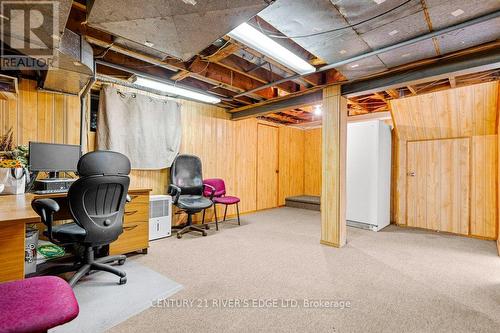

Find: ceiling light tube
<box><xmin>134</xmin><ymin>77</ymin><xmax>221</xmax><ymax>104</ymax></box>
<box><xmin>228</xmin><ymin>23</ymin><xmax>316</xmax><ymax>75</ymax></box>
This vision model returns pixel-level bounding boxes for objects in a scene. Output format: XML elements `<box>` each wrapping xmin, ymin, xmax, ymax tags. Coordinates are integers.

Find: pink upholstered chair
<box><xmin>0</xmin><ymin>276</ymin><xmax>79</xmax><ymax>332</ymax></box>
<box><xmin>202</xmin><ymin>178</ymin><xmax>240</xmax><ymax>231</ymax></box>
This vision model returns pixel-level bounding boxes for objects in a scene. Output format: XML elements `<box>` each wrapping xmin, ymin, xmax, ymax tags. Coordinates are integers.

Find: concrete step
<box><xmin>285</xmin><ymin>195</ymin><xmax>320</xmax><ymax>211</ymax></box>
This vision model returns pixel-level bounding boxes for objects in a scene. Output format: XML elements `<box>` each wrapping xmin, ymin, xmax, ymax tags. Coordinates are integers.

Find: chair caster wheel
<box><xmin>202</xmin><ymin>231</ymin><xmax>207</xmax><ymax>236</ymax></box>
<box><xmin>118</xmin><ymin>259</ymin><xmax>126</xmax><ymax>266</ymax></box>
<box><xmin>205</xmin><ymin>224</ymin><xmax>210</xmax><ymax>230</ymax></box>
<box><xmin>119</xmin><ymin>277</ymin><xmax>127</xmax><ymax>285</ymax></box>
<box><xmin>177</xmin><ymin>233</ymin><xmax>182</xmax><ymax>239</ymax></box>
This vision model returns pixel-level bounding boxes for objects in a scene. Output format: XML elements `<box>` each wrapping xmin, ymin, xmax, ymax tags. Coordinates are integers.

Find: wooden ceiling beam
<box><xmin>71</xmin><ymin>1</ymin><xmax>86</xmax><ymax>12</ymax></box>
<box><xmin>449</xmin><ymin>76</ymin><xmax>456</xmax><ymax>88</ymax></box>
<box><xmin>170</xmin><ymin>70</ymin><xmax>191</xmax><ymax>81</ymax></box>
<box><xmin>205</xmin><ymin>43</ymin><xmax>242</xmax><ymax>63</ymax></box>
<box><xmin>279</xmin><ymin>109</ymin><xmax>313</xmax><ymax>120</ymax></box>
<box><xmin>217</xmin><ymin>54</ymin><xmax>299</xmax><ymax>93</ymax></box>
<box><xmin>347</xmin><ymin>99</ymin><xmax>370</xmax><ymax>113</ymax></box>
<box><xmin>275</xmin><ymin>112</ymin><xmax>307</xmax><ymax>122</ymax></box>
<box><xmin>407</xmin><ymin>85</ymin><xmax>417</xmax><ymax>95</ymax></box>
<box><xmin>343</xmin><ymin>42</ymin><xmax>500</xmax><ymax>97</ymax></box>
<box><xmin>231</xmin><ymin>88</ymin><xmax>323</xmax><ymax>120</ymax></box>
<box><xmin>87</xmin><ymin>33</ymin><xmax>273</xmax><ymax>101</ymax></box>
<box><xmin>188</xmin><ymin>57</ymin><xmax>275</xmax><ymax>99</ymax></box>
<box><xmin>386</xmin><ymin>89</ymin><xmax>400</xmax><ymax>99</ymax></box>
<box><xmin>373</xmin><ymin>92</ymin><xmax>387</xmax><ymax>102</ymax></box>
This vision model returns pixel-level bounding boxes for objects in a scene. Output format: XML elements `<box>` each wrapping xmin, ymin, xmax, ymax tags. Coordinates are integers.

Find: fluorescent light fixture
<box><xmin>451</xmin><ymin>9</ymin><xmax>464</xmax><ymax>17</ymax></box>
<box><xmin>135</xmin><ymin>77</ymin><xmax>221</xmax><ymax>104</ymax></box>
<box><xmin>228</xmin><ymin>23</ymin><xmax>316</xmax><ymax>75</ymax></box>
<box><xmin>388</xmin><ymin>30</ymin><xmax>399</xmax><ymax>36</ymax></box>
<box><xmin>351</xmin><ymin>64</ymin><xmax>359</xmax><ymax>68</ymax></box>
<box><xmin>144</xmin><ymin>41</ymin><xmax>154</xmax><ymax>47</ymax></box>
<box><xmin>373</xmin><ymin>0</ymin><xmax>386</xmax><ymax>4</ymax></box>
<box><xmin>339</xmin><ymin>49</ymin><xmax>347</xmax><ymax>54</ymax></box>
<box><xmin>401</xmin><ymin>53</ymin><xmax>411</xmax><ymax>58</ymax></box>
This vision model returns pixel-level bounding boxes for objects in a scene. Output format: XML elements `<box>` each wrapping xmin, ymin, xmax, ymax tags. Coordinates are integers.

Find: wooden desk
<box><xmin>0</xmin><ymin>189</ymin><xmax>151</xmax><ymax>283</ymax></box>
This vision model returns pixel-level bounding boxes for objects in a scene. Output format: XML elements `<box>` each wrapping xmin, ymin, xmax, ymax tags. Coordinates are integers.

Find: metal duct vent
<box><xmin>42</xmin><ymin>29</ymin><xmax>94</xmax><ymax>95</ymax></box>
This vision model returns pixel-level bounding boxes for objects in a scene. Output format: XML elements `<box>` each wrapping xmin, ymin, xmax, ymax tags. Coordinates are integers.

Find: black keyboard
<box><xmin>32</xmin><ymin>189</ymin><xmax>69</xmax><ymax>195</ymax></box>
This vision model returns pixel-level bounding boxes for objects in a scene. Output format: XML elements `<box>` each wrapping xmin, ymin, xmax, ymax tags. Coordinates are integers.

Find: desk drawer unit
<box><xmin>109</xmin><ymin>190</ymin><xmax>150</xmax><ymax>255</ymax></box>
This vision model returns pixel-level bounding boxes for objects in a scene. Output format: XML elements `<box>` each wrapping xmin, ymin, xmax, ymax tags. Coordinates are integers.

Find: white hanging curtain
<box><xmin>97</xmin><ymin>85</ymin><xmax>181</xmax><ymax>169</ymax></box>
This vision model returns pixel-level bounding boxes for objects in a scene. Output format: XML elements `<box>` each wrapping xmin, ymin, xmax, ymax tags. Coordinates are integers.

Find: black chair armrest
<box><xmin>203</xmin><ymin>184</ymin><xmax>216</xmax><ymax>200</ymax></box>
<box><xmin>168</xmin><ymin>184</ymin><xmax>181</xmax><ymax>204</ymax></box>
<box><xmin>31</xmin><ymin>198</ymin><xmax>60</xmax><ymax>243</ymax></box>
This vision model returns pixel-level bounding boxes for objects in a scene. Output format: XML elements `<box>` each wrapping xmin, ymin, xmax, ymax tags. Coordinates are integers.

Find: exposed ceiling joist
<box><xmin>342</xmin><ymin>47</ymin><xmax>500</xmax><ymax>97</ymax></box>
<box><xmin>170</xmin><ymin>70</ymin><xmax>191</xmax><ymax>81</ymax></box>
<box><xmin>348</xmin><ymin>111</ymin><xmax>392</xmax><ymax>123</ymax></box>
<box><xmin>204</xmin><ymin>43</ymin><xmax>242</xmax><ymax>63</ymax></box>
<box><xmin>449</xmin><ymin>76</ymin><xmax>457</xmax><ymax>88</ymax></box>
<box><xmin>231</xmin><ymin>89</ymin><xmax>323</xmax><ymax>120</ymax></box>
<box><xmin>407</xmin><ymin>85</ymin><xmax>417</xmax><ymax>95</ymax></box>
<box><xmin>386</xmin><ymin>89</ymin><xmax>400</xmax><ymax>99</ymax></box>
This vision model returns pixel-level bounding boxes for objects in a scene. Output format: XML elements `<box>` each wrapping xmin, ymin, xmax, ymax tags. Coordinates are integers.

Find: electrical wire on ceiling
<box><xmin>252</xmin><ymin>0</ymin><xmax>419</xmax><ymax>39</ymax></box>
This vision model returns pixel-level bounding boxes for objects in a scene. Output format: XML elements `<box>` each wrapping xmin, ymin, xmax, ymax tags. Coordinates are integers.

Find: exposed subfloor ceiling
<box><xmin>259</xmin><ymin>0</ymin><xmax>500</xmax><ymax>79</ymax></box>
<box><xmin>4</xmin><ymin>0</ymin><xmax>499</xmax><ymax>126</ymax></box>
<box><xmin>87</xmin><ymin>0</ymin><xmax>271</xmax><ymax>61</ymax></box>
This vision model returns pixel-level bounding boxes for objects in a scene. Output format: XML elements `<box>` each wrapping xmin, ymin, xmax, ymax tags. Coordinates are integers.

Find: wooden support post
<box><xmin>497</xmin><ymin>85</ymin><xmax>500</xmax><ymax>256</ymax></box>
<box><xmin>321</xmin><ymin>85</ymin><xmax>347</xmax><ymax>247</ymax></box>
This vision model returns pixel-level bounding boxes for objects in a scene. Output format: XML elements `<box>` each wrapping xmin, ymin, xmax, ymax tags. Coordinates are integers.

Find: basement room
<box><xmin>0</xmin><ymin>0</ymin><xmax>499</xmax><ymax>332</ymax></box>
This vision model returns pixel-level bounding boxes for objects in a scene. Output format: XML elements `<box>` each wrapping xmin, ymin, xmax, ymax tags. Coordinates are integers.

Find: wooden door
<box><xmin>407</xmin><ymin>138</ymin><xmax>470</xmax><ymax>235</ymax></box>
<box><xmin>257</xmin><ymin>124</ymin><xmax>279</xmax><ymax>210</ymax></box>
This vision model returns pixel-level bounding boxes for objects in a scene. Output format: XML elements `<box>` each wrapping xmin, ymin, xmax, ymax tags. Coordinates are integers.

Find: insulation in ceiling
<box><xmin>87</xmin><ymin>0</ymin><xmax>271</xmax><ymax>61</ymax></box>
<box><xmin>259</xmin><ymin>0</ymin><xmax>500</xmax><ymax>80</ymax></box>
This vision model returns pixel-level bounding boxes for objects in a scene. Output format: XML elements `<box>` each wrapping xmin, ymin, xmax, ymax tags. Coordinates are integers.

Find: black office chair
<box><xmin>31</xmin><ymin>151</ymin><xmax>131</xmax><ymax>286</ymax></box>
<box><xmin>168</xmin><ymin>154</ymin><xmax>215</xmax><ymax>239</ymax></box>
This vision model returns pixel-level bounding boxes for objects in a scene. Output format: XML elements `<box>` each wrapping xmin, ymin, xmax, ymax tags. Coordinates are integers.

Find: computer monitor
<box><xmin>29</xmin><ymin>142</ymin><xmax>81</xmax><ymax>176</ymax></box>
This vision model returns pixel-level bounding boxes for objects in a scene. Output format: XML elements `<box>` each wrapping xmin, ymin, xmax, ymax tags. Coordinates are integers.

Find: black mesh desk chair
<box><xmin>32</xmin><ymin>151</ymin><xmax>131</xmax><ymax>286</ymax></box>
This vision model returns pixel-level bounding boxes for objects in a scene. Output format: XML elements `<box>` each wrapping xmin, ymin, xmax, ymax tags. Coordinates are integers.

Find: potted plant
<box><xmin>0</xmin><ymin>128</ymin><xmax>30</xmax><ymax>194</ymax></box>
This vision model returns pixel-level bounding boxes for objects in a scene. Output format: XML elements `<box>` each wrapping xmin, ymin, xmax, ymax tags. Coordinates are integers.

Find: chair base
<box><xmin>177</xmin><ymin>213</ymin><xmax>207</xmax><ymax>238</ymax></box>
<box><xmin>69</xmin><ymin>246</ymin><xmax>126</xmax><ymax>286</ymax></box>
<box><xmin>40</xmin><ymin>246</ymin><xmax>127</xmax><ymax>287</ymax></box>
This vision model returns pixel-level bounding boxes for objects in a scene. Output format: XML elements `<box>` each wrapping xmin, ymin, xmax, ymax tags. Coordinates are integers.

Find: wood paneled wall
<box><xmin>91</xmin><ymin>85</ymin><xmax>307</xmax><ymax>214</ymax></box>
<box><xmin>391</xmin><ymin>81</ymin><xmax>499</xmax><ymax>240</ymax></box>
<box><xmin>471</xmin><ymin>135</ymin><xmax>497</xmax><ymax>239</ymax></box>
<box><xmin>391</xmin><ymin>82</ymin><xmax>498</xmax><ymax>140</ymax></box>
<box><xmin>86</xmin><ymin>84</ymin><xmax>261</xmax><ymax>218</ymax></box>
<box><xmin>406</xmin><ymin>138</ymin><xmax>470</xmax><ymax>235</ymax></box>
<box><xmin>304</xmin><ymin>128</ymin><xmax>322</xmax><ymax>196</ymax></box>
<box><xmin>278</xmin><ymin>126</ymin><xmax>305</xmax><ymax>205</ymax></box>
<box><xmin>0</xmin><ymin>80</ymin><xmax>81</xmax><ymax>146</ymax></box>
<box><xmin>257</xmin><ymin>124</ymin><xmax>279</xmax><ymax>210</ymax></box>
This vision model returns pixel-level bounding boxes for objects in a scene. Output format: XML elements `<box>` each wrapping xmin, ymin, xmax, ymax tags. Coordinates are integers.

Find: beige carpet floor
<box><xmin>109</xmin><ymin>207</ymin><xmax>500</xmax><ymax>333</ymax></box>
